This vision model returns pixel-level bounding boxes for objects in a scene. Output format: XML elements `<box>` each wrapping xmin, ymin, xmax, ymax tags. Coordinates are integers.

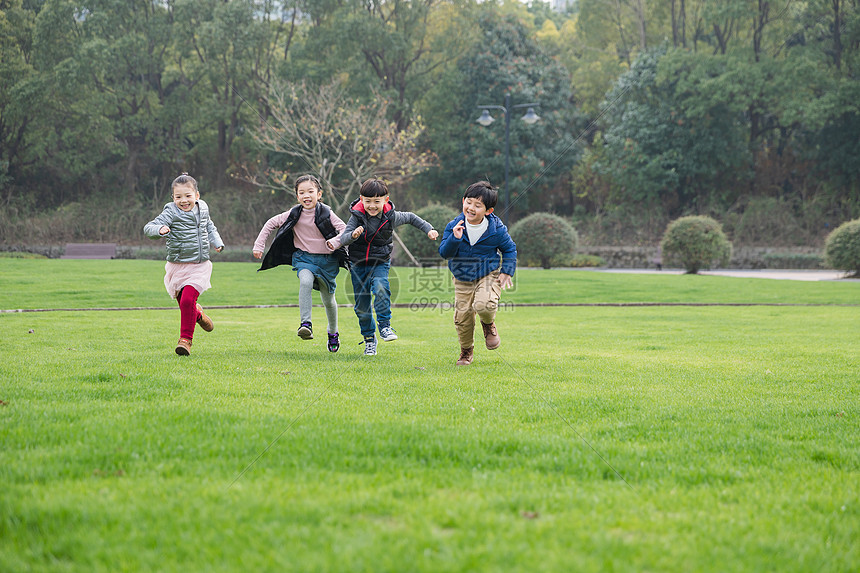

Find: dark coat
<box><xmin>258</xmin><ymin>202</ymin><xmax>349</xmax><ymax>272</ymax></box>
<box><xmin>345</xmin><ymin>198</ymin><xmax>396</xmax><ymax>265</ymax></box>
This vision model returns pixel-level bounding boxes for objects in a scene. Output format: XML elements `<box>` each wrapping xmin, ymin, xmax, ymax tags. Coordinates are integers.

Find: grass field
<box><xmin>1</xmin><ymin>260</ymin><xmax>858</xmax><ymax>572</ymax></box>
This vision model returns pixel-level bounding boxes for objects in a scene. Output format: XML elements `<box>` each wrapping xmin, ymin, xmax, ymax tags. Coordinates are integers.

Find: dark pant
<box><xmin>350</xmin><ymin>262</ymin><xmax>391</xmax><ymax>338</ymax></box>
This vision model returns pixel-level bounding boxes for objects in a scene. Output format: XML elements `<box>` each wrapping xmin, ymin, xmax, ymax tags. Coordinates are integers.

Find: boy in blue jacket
<box><xmin>438</xmin><ymin>181</ymin><xmax>517</xmax><ymax>366</ymax></box>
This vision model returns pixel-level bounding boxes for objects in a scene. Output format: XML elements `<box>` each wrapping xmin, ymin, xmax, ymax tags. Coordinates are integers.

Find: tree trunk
<box><xmin>753</xmin><ymin>0</ymin><xmax>770</xmax><ymax>63</ymax></box>
<box><xmin>680</xmin><ymin>0</ymin><xmax>687</xmax><ymax>48</ymax></box>
<box><xmin>672</xmin><ymin>0</ymin><xmax>678</xmax><ymax>47</ymax></box>
<box><xmin>614</xmin><ymin>0</ymin><xmax>632</xmax><ymax>64</ymax></box>
<box><xmin>635</xmin><ymin>0</ymin><xmax>647</xmax><ymax>50</ymax></box>
<box><xmin>832</xmin><ymin>0</ymin><xmax>843</xmax><ymax>70</ymax></box>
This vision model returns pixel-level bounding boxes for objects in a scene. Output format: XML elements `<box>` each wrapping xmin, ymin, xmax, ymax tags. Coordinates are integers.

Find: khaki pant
<box><xmin>453</xmin><ymin>270</ymin><xmax>501</xmax><ymax>350</ymax></box>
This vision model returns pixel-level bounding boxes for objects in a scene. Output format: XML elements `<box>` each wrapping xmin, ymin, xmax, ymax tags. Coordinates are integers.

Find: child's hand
<box><xmin>159</xmin><ymin>226</ymin><xmax>170</xmax><ymax>235</ymax></box>
<box><xmin>215</xmin><ymin>246</ymin><xmax>223</xmax><ymax>253</ymax></box>
<box><xmin>351</xmin><ymin>226</ymin><xmax>364</xmax><ymax>239</ymax></box>
<box><xmin>427</xmin><ymin>229</ymin><xmax>439</xmax><ymax>240</ymax></box>
<box><xmin>253</xmin><ymin>250</ymin><xmax>263</xmax><ymax>259</ymax></box>
<box><xmin>452</xmin><ymin>220</ymin><xmax>465</xmax><ymax>239</ymax></box>
<box><xmin>499</xmin><ymin>273</ymin><xmax>513</xmax><ymax>290</ymax></box>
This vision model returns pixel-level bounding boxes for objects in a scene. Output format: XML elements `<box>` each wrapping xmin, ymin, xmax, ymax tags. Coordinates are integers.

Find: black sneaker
<box><xmin>327</xmin><ymin>332</ymin><xmax>340</xmax><ymax>353</ymax></box>
<box><xmin>297</xmin><ymin>321</ymin><xmax>313</xmax><ymax>339</ymax></box>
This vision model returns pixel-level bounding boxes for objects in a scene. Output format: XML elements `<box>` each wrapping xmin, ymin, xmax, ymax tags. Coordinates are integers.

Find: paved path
<box><xmin>595</xmin><ymin>268</ymin><xmax>857</xmax><ymax>281</ymax></box>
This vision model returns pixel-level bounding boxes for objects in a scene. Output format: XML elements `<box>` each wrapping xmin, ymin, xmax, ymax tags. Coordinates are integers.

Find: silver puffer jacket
<box><xmin>143</xmin><ymin>200</ymin><xmax>225</xmax><ymax>263</ymax></box>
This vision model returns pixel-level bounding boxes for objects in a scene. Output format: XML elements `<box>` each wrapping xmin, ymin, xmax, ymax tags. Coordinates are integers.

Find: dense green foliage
<box><xmin>1</xmin><ymin>261</ymin><xmax>858</xmax><ymax>571</ymax></box>
<box><xmin>1</xmin><ymin>0</ymin><xmax>859</xmax><ymax>247</ymax></box>
<box><xmin>661</xmin><ymin>216</ymin><xmax>732</xmax><ymax>274</ymax></box>
<box><xmin>824</xmin><ymin>219</ymin><xmax>860</xmax><ymax>276</ymax></box>
<box><xmin>510</xmin><ymin>212</ymin><xmax>578</xmax><ymax>268</ymax></box>
<box><xmin>397</xmin><ymin>203</ymin><xmax>460</xmax><ymax>266</ymax></box>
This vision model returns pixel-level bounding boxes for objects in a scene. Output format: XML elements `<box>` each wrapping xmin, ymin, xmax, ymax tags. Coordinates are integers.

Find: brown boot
<box><xmin>175</xmin><ymin>337</ymin><xmax>192</xmax><ymax>355</ymax></box>
<box><xmin>481</xmin><ymin>321</ymin><xmax>500</xmax><ymax>350</ymax></box>
<box><xmin>196</xmin><ymin>303</ymin><xmax>214</xmax><ymax>332</ymax></box>
<box><xmin>456</xmin><ymin>346</ymin><xmax>474</xmax><ymax>366</ymax></box>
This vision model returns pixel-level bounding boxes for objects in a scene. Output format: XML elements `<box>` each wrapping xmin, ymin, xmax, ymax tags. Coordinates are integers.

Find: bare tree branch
<box><xmin>244</xmin><ymin>79</ymin><xmax>437</xmax><ymax>215</ymax></box>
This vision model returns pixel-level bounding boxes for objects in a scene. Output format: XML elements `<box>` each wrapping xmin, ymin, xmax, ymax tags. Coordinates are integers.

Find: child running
<box><xmin>438</xmin><ymin>181</ymin><xmax>517</xmax><ymax>366</ymax></box>
<box><xmin>144</xmin><ymin>173</ymin><xmax>225</xmax><ymax>356</ymax></box>
<box><xmin>254</xmin><ymin>175</ymin><xmax>348</xmax><ymax>352</ymax></box>
<box><xmin>326</xmin><ymin>178</ymin><xmax>438</xmax><ymax>356</ymax></box>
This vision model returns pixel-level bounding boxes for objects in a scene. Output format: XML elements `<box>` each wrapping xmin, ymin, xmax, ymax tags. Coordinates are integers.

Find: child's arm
<box><xmin>329</xmin><ymin>211</ymin><xmax>347</xmax><ymax>235</ymax></box>
<box><xmin>326</xmin><ymin>214</ymin><xmax>361</xmax><ymax>251</ymax></box>
<box><xmin>394</xmin><ymin>211</ymin><xmax>437</xmax><ymax>239</ymax></box>
<box><xmin>438</xmin><ymin>218</ymin><xmax>464</xmax><ymax>259</ymax></box>
<box><xmin>143</xmin><ymin>205</ymin><xmax>174</xmax><ymax>239</ymax></box>
<box><xmin>252</xmin><ymin>212</ymin><xmax>290</xmax><ymax>259</ymax></box>
<box><xmin>207</xmin><ymin>217</ymin><xmax>225</xmax><ymax>253</ymax></box>
<box><xmin>497</xmin><ymin>231</ymin><xmax>517</xmax><ymax>289</ymax></box>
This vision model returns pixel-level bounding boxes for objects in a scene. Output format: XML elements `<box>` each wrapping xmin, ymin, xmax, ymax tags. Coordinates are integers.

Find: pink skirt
<box><xmin>164</xmin><ymin>260</ymin><xmax>213</xmax><ymax>300</ymax></box>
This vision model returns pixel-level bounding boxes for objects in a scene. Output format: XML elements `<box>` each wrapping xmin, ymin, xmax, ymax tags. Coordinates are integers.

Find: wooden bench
<box><xmin>61</xmin><ymin>243</ymin><xmax>117</xmax><ymax>259</ymax></box>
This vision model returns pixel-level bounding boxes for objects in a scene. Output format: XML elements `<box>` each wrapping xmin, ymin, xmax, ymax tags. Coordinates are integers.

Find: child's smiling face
<box><xmin>360</xmin><ymin>194</ymin><xmax>388</xmax><ymax>217</ymax></box>
<box><xmin>173</xmin><ymin>183</ymin><xmax>199</xmax><ymax>212</ymax></box>
<box><xmin>296</xmin><ymin>180</ymin><xmax>322</xmax><ymax>209</ymax></box>
<box><xmin>463</xmin><ymin>196</ymin><xmax>493</xmax><ymax>225</ymax></box>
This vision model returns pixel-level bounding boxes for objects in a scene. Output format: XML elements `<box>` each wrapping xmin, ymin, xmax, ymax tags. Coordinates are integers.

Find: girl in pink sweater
<box><xmin>253</xmin><ymin>175</ymin><xmax>348</xmax><ymax>352</ymax></box>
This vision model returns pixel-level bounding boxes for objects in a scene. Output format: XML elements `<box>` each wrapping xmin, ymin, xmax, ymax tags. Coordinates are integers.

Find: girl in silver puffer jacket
<box><xmin>144</xmin><ymin>173</ymin><xmax>225</xmax><ymax>356</ymax></box>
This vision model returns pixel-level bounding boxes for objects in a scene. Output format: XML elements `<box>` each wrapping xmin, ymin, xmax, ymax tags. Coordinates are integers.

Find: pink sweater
<box><xmin>254</xmin><ymin>207</ymin><xmax>346</xmax><ymax>254</ymax></box>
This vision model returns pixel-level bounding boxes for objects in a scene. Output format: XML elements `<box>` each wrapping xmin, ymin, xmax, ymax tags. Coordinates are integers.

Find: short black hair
<box><xmin>294</xmin><ymin>174</ymin><xmax>321</xmax><ymax>193</ymax></box>
<box><xmin>360</xmin><ymin>178</ymin><xmax>389</xmax><ymax>197</ymax></box>
<box><xmin>463</xmin><ymin>181</ymin><xmax>497</xmax><ymax>209</ymax></box>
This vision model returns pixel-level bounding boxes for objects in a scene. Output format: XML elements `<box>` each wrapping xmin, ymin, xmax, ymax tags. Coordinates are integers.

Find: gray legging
<box><xmin>298</xmin><ymin>269</ymin><xmax>338</xmax><ymax>333</ymax></box>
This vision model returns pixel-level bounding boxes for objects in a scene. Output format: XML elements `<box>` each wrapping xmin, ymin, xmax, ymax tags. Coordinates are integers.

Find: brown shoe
<box><xmin>456</xmin><ymin>346</ymin><xmax>474</xmax><ymax>366</ymax></box>
<box><xmin>175</xmin><ymin>337</ymin><xmax>192</xmax><ymax>355</ymax></box>
<box><xmin>481</xmin><ymin>321</ymin><xmax>500</xmax><ymax>350</ymax></box>
<box><xmin>196</xmin><ymin>304</ymin><xmax>214</xmax><ymax>332</ymax></box>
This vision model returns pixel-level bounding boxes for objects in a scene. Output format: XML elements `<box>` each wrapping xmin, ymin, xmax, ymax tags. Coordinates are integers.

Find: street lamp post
<box><xmin>476</xmin><ymin>93</ymin><xmax>540</xmax><ymax>225</ymax></box>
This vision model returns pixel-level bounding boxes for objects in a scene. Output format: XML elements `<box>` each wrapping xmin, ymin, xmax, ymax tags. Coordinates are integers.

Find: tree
<box><xmin>249</xmin><ymin>79</ymin><xmax>436</xmax><ymax>215</ymax></box>
<box><xmin>418</xmin><ymin>7</ymin><xmax>583</xmax><ymax>220</ymax></box>
<box><xmin>23</xmin><ymin>0</ymin><xmax>176</xmax><ymax>202</ymax></box>
<box><xmin>0</xmin><ymin>0</ymin><xmax>35</xmax><ymax>202</ymax></box>
<box><xmin>172</xmin><ymin>0</ymin><xmax>270</xmax><ymax>187</ymax></box>
<box><xmin>306</xmin><ymin>0</ymin><xmax>474</xmax><ymax>132</ymax></box>
<box><xmin>599</xmin><ymin>47</ymin><xmax>750</xmax><ymax>212</ymax></box>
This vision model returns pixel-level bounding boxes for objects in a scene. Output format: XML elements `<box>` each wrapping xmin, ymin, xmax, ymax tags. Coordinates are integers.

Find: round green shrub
<box><xmin>660</xmin><ymin>215</ymin><xmax>732</xmax><ymax>274</ymax></box>
<box><xmin>510</xmin><ymin>213</ymin><xmax>579</xmax><ymax>269</ymax></box>
<box><xmin>398</xmin><ymin>203</ymin><xmax>460</xmax><ymax>266</ymax></box>
<box><xmin>824</xmin><ymin>219</ymin><xmax>860</xmax><ymax>277</ymax></box>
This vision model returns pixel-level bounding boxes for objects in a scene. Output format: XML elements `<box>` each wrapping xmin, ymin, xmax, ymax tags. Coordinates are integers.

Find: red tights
<box><xmin>177</xmin><ymin>286</ymin><xmax>201</xmax><ymax>340</ymax></box>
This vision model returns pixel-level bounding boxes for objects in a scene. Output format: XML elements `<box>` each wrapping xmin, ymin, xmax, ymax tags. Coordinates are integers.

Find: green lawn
<box><xmin>1</xmin><ymin>259</ymin><xmax>859</xmax><ymax>309</ymax></box>
<box><xmin>0</xmin><ymin>260</ymin><xmax>858</xmax><ymax>572</ymax></box>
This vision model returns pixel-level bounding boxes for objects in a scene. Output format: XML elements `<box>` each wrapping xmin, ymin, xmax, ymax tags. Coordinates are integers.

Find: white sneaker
<box><xmin>379</xmin><ymin>326</ymin><xmax>398</xmax><ymax>342</ymax></box>
<box><xmin>363</xmin><ymin>336</ymin><xmax>377</xmax><ymax>356</ymax></box>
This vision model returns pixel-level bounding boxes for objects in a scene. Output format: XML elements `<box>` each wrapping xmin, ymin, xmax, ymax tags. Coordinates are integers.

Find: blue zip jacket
<box><xmin>438</xmin><ymin>213</ymin><xmax>517</xmax><ymax>282</ymax></box>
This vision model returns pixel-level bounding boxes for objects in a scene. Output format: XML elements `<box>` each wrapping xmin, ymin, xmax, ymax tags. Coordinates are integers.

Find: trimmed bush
<box><xmin>661</xmin><ymin>216</ymin><xmax>732</xmax><ymax>274</ymax></box>
<box><xmin>398</xmin><ymin>203</ymin><xmax>461</xmax><ymax>266</ymax></box>
<box><xmin>824</xmin><ymin>219</ymin><xmax>860</xmax><ymax>277</ymax></box>
<box><xmin>762</xmin><ymin>252</ymin><xmax>824</xmax><ymax>270</ymax></box>
<box><xmin>510</xmin><ymin>213</ymin><xmax>579</xmax><ymax>269</ymax></box>
<box><xmin>0</xmin><ymin>251</ymin><xmax>48</xmax><ymax>259</ymax></box>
